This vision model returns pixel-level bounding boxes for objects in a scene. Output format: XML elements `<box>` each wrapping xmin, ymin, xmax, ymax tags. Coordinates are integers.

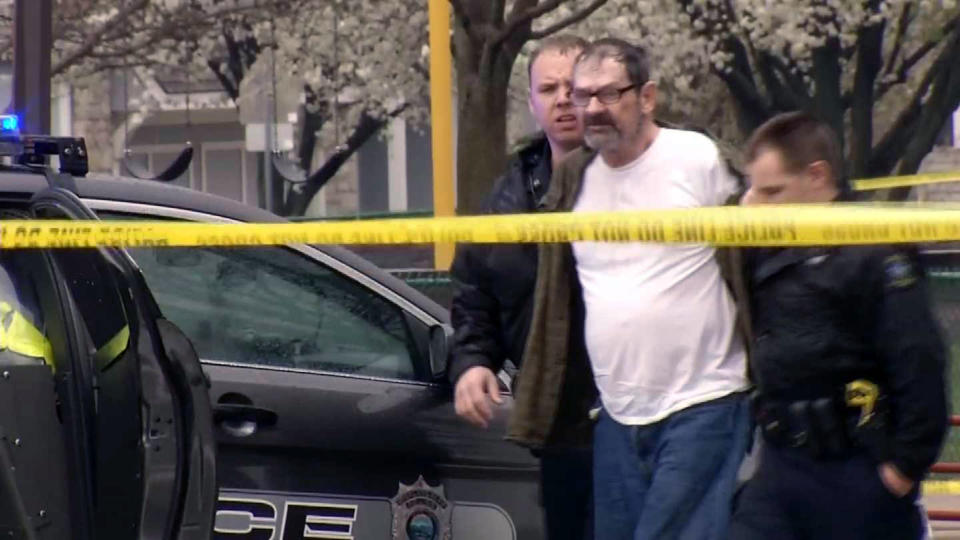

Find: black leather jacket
<box><xmin>448</xmin><ymin>136</ymin><xmax>552</xmax><ymax>385</ymax></box>
<box><xmin>748</xmin><ymin>244</ymin><xmax>948</xmax><ymax>480</ymax></box>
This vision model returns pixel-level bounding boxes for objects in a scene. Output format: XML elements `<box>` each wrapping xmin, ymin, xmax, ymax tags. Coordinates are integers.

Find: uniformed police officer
<box><xmin>728</xmin><ymin>111</ymin><xmax>948</xmax><ymax>540</ymax></box>
<box><xmin>0</xmin><ymin>252</ymin><xmax>52</xmax><ymax>368</ymax></box>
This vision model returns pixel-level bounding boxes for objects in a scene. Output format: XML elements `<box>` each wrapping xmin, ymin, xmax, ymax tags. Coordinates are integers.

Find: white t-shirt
<box><xmin>572</xmin><ymin>128</ymin><xmax>749</xmax><ymax>425</ymax></box>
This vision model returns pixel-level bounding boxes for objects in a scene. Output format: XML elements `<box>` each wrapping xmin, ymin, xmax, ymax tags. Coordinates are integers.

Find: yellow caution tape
<box><xmin>5</xmin><ymin>204</ymin><xmax>960</xmax><ymax>248</ymax></box>
<box><xmin>922</xmin><ymin>480</ymin><xmax>960</xmax><ymax>495</ymax></box>
<box><xmin>853</xmin><ymin>171</ymin><xmax>960</xmax><ymax>191</ymax></box>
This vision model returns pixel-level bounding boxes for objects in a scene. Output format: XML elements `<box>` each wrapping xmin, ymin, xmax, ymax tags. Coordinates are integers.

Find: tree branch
<box><xmin>717</xmin><ymin>70</ymin><xmax>770</xmax><ymax>128</ymax></box>
<box><xmin>677</xmin><ymin>0</ymin><xmax>771</xmax><ymax>134</ymax></box>
<box><xmin>877</xmin><ymin>14</ymin><xmax>960</xmax><ymax>98</ymax></box>
<box><xmin>850</xmin><ymin>12</ymin><xmax>885</xmax><ymax>179</ymax></box>
<box><xmin>290</xmin><ymin>104</ymin><xmax>409</xmax><ymax>215</ymax></box>
<box><xmin>755</xmin><ymin>51</ymin><xmax>806</xmax><ymax>111</ymax></box>
<box><xmin>882</xmin><ymin>2</ymin><xmax>914</xmax><ymax>76</ymax></box>
<box><xmin>492</xmin><ymin>0</ymin><xmax>507</xmax><ymax>25</ymax></box>
<box><xmin>52</xmin><ymin>0</ymin><xmax>150</xmax><ymax>76</ymax></box>
<box><xmin>895</xmin><ymin>33</ymin><xmax>960</xmax><ymax>176</ymax></box>
<box><xmin>530</xmin><ymin>0</ymin><xmax>608</xmax><ymax>39</ymax></box>
<box><xmin>206</xmin><ymin>59</ymin><xmax>238</xmax><ymax>100</ymax></box>
<box><xmin>491</xmin><ymin>0</ymin><xmax>563</xmax><ymax>48</ymax></box>
<box><xmin>811</xmin><ymin>37</ymin><xmax>844</xmax><ymax>149</ymax></box>
<box><xmin>868</xmin><ymin>34</ymin><xmax>954</xmax><ymax>175</ymax></box>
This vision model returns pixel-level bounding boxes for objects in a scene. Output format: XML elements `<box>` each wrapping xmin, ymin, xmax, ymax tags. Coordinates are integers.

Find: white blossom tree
<box><xmin>576</xmin><ymin>0</ymin><xmax>960</xmax><ymax>197</ymax></box>
<box><xmin>256</xmin><ymin>0</ymin><xmax>430</xmax><ymax>215</ymax></box>
<box><xmin>2</xmin><ymin>0</ymin><xmax>431</xmax><ymax>215</ymax></box>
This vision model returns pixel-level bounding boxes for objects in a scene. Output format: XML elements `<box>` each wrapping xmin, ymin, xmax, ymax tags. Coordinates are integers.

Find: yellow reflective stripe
<box><xmin>93</xmin><ymin>325</ymin><xmax>129</xmax><ymax>369</ymax></box>
<box><xmin>0</xmin><ymin>301</ymin><xmax>55</xmax><ymax>371</ymax></box>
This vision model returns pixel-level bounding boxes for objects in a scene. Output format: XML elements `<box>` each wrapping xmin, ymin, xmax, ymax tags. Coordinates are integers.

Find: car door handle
<box><xmin>213</xmin><ymin>404</ymin><xmax>278</xmax><ymax>427</ymax></box>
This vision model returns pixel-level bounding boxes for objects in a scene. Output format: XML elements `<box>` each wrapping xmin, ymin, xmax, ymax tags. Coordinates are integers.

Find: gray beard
<box><xmin>584</xmin><ymin>127</ymin><xmax>621</xmax><ymax>150</ymax></box>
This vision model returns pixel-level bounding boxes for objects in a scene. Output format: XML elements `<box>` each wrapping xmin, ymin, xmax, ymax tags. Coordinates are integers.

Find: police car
<box><xmin>0</xmin><ymin>129</ymin><xmax>539</xmax><ymax>539</ymax></box>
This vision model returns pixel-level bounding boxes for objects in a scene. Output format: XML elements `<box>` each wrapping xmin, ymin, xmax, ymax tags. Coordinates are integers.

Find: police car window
<box><xmin>122</xmin><ymin>244</ymin><xmax>420</xmax><ymax>380</ymax></box>
<box><xmin>31</xmin><ymin>208</ymin><xmax>131</xmax><ymax>371</ymax></box>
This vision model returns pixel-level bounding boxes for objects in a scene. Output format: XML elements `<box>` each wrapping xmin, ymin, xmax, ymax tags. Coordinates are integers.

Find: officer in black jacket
<box><xmin>448</xmin><ymin>35</ymin><xmax>593</xmax><ymax>540</ymax></box>
<box><xmin>729</xmin><ymin>112</ymin><xmax>948</xmax><ymax>540</ymax></box>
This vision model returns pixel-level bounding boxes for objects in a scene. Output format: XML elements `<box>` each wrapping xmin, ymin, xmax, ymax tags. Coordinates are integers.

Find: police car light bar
<box><xmin>0</xmin><ymin>114</ymin><xmax>19</xmax><ymax>134</ymax></box>
<box><xmin>0</xmin><ymin>131</ymin><xmax>89</xmax><ymax>177</ymax></box>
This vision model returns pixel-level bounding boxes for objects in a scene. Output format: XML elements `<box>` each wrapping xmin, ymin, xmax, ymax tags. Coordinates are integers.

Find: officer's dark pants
<box><xmin>729</xmin><ymin>442</ymin><xmax>926</xmax><ymax>540</ymax></box>
<box><xmin>540</xmin><ymin>446</ymin><xmax>594</xmax><ymax>540</ymax></box>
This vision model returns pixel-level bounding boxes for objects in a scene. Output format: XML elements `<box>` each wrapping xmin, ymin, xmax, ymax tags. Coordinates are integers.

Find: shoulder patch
<box><xmin>883</xmin><ymin>253</ymin><xmax>918</xmax><ymax>288</ymax></box>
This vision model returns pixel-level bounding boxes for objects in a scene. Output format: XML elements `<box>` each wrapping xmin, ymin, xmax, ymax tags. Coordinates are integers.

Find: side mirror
<box><xmin>428</xmin><ymin>324</ymin><xmax>453</xmax><ymax>379</ymax></box>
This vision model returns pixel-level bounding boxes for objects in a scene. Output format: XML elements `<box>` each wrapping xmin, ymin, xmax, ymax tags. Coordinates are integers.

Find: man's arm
<box><xmin>872</xmin><ymin>248</ymin><xmax>949</xmax><ymax>484</ymax></box>
<box><xmin>448</xmin><ymin>243</ymin><xmax>508</xmax><ymax>384</ymax></box>
<box><xmin>448</xmin><ymin>243</ymin><xmax>508</xmax><ymax>429</ymax></box>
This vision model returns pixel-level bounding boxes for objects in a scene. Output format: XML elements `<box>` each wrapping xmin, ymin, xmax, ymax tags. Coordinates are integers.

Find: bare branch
<box><xmin>292</xmin><ymin>103</ymin><xmax>410</xmax><ymax>215</ymax></box>
<box><xmin>895</xmin><ymin>35</ymin><xmax>960</xmax><ymax>177</ymax></box>
<box><xmin>869</xmin><ymin>32</ymin><xmax>955</xmax><ymax>174</ymax></box>
<box><xmin>530</xmin><ymin>0</ymin><xmax>608</xmax><ymax>40</ymax></box>
<box><xmin>491</xmin><ymin>0</ymin><xmax>564</xmax><ymax>48</ymax></box>
<box><xmin>882</xmin><ymin>2</ymin><xmax>914</xmax><ymax>76</ymax></box>
<box><xmin>492</xmin><ymin>0</ymin><xmax>508</xmax><ymax>24</ymax></box>
<box><xmin>877</xmin><ymin>14</ymin><xmax>960</xmax><ymax>98</ymax></box>
<box><xmin>850</xmin><ymin>9</ymin><xmax>885</xmax><ymax>178</ymax></box>
<box><xmin>52</xmin><ymin>0</ymin><xmax>150</xmax><ymax>76</ymax></box>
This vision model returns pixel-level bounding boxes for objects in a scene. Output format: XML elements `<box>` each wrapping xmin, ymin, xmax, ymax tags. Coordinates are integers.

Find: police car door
<box><xmin>27</xmin><ymin>187</ymin><xmax>217</xmax><ymax>539</ymax></box>
<box><xmin>92</xmin><ymin>228</ymin><xmax>541</xmax><ymax>539</ymax></box>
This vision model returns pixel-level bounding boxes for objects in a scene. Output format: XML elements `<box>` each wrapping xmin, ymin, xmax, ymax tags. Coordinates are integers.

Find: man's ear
<box><xmin>640</xmin><ymin>81</ymin><xmax>657</xmax><ymax>115</ymax></box>
<box><xmin>807</xmin><ymin>160</ymin><xmax>832</xmax><ymax>188</ymax></box>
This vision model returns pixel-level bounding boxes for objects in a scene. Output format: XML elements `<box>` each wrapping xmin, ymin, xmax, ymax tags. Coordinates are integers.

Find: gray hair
<box><xmin>576</xmin><ymin>38</ymin><xmax>652</xmax><ymax>88</ymax></box>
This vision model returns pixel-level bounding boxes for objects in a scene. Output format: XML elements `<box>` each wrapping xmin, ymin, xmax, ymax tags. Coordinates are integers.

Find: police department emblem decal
<box><xmin>391</xmin><ymin>476</ymin><xmax>452</xmax><ymax>540</ymax></box>
<box><xmin>883</xmin><ymin>253</ymin><xmax>917</xmax><ymax>288</ymax></box>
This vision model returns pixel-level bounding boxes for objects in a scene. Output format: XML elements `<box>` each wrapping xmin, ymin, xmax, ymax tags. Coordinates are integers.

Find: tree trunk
<box><xmin>451</xmin><ymin>7</ymin><xmax>517</xmax><ymax>216</ymax></box>
<box><xmin>849</xmin><ymin>22</ymin><xmax>884</xmax><ymax>180</ymax></box>
<box><xmin>811</xmin><ymin>38</ymin><xmax>845</xmax><ymax>156</ymax></box>
<box><xmin>455</xmin><ymin>78</ymin><xmax>509</xmax><ymax>214</ymax></box>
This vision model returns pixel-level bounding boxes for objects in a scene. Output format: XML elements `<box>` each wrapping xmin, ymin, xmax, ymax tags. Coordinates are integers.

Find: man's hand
<box><xmin>454</xmin><ymin>366</ymin><xmax>503</xmax><ymax>429</ymax></box>
<box><xmin>879</xmin><ymin>462</ymin><xmax>915</xmax><ymax>498</ymax></box>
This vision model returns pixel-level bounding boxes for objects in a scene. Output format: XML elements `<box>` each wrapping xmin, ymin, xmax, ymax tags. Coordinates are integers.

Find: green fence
<box><xmin>928</xmin><ymin>272</ymin><xmax>960</xmax><ymax>469</ymax></box>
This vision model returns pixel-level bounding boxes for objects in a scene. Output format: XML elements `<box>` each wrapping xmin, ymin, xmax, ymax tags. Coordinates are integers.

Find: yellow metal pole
<box><xmin>428</xmin><ymin>0</ymin><xmax>455</xmax><ymax>270</ymax></box>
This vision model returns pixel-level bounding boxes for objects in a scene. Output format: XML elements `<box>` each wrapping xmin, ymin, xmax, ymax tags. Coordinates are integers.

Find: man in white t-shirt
<box><xmin>571</xmin><ymin>38</ymin><xmax>750</xmax><ymax>539</ymax></box>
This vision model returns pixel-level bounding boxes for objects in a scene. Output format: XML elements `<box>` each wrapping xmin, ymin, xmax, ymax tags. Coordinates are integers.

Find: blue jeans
<box><xmin>593</xmin><ymin>393</ymin><xmax>751</xmax><ymax>540</ymax></box>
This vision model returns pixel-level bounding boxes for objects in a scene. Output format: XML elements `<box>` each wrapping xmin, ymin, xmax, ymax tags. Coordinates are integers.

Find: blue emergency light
<box><xmin>0</xmin><ymin>114</ymin><xmax>20</xmax><ymax>134</ymax></box>
<box><xmin>0</xmin><ymin>120</ymin><xmax>89</xmax><ymax>176</ymax></box>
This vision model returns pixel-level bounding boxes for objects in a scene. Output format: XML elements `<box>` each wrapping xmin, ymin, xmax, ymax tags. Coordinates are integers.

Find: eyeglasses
<box><xmin>571</xmin><ymin>85</ymin><xmax>636</xmax><ymax>107</ymax></box>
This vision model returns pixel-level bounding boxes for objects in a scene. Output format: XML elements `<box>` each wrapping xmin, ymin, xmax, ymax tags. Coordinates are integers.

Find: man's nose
<box><xmin>740</xmin><ymin>189</ymin><xmax>757</xmax><ymax>206</ymax></box>
<box><xmin>584</xmin><ymin>96</ymin><xmax>605</xmax><ymax>115</ymax></box>
<box><xmin>556</xmin><ymin>86</ymin><xmax>572</xmax><ymax>106</ymax></box>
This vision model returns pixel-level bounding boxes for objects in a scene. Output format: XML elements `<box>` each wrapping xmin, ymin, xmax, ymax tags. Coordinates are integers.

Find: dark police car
<box><xmin>0</xmin><ymin>132</ymin><xmax>539</xmax><ymax>539</ymax></box>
